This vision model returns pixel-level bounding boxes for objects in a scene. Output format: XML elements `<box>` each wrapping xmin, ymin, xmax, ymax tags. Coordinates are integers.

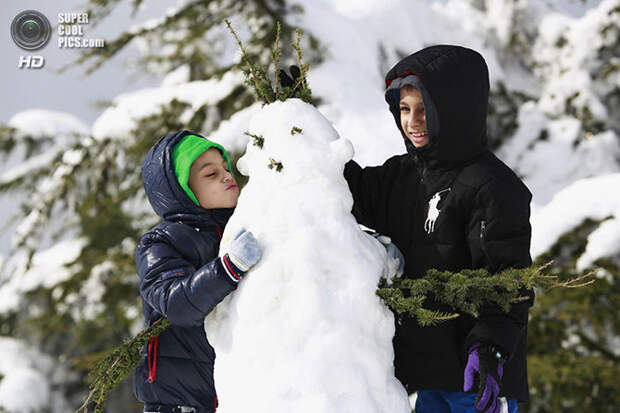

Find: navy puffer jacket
<box><xmin>133</xmin><ymin>130</ymin><xmax>238</xmax><ymax>410</ymax></box>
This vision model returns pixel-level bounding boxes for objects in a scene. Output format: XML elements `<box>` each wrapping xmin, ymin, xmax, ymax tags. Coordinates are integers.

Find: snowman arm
<box><xmin>464</xmin><ymin>179</ymin><xmax>534</xmax><ymax>357</ymax></box>
<box><xmin>136</xmin><ymin>239</ymin><xmax>239</xmax><ymax>327</ymax></box>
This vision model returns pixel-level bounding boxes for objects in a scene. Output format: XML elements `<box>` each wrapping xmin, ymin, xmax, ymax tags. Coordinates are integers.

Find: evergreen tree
<box><xmin>524</xmin><ymin>218</ymin><xmax>620</xmax><ymax>413</ymax></box>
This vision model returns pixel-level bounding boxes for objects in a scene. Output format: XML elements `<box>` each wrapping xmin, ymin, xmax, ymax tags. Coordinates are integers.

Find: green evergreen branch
<box><xmin>272</xmin><ymin>22</ymin><xmax>282</xmax><ymax>100</ymax></box>
<box><xmin>267</xmin><ymin>158</ymin><xmax>284</xmax><ymax>172</ymax></box>
<box><xmin>226</xmin><ymin>20</ymin><xmax>313</xmax><ymax>105</ymax></box>
<box><xmin>225</xmin><ymin>19</ymin><xmax>275</xmax><ymax>104</ymax></box>
<box><xmin>244</xmin><ymin>131</ymin><xmax>265</xmax><ymax>148</ymax></box>
<box><xmin>377</xmin><ymin>262</ymin><xmax>597</xmax><ymax>325</ymax></box>
<box><xmin>76</xmin><ymin>318</ymin><xmax>171</xmax><ymax>413</ymax></box>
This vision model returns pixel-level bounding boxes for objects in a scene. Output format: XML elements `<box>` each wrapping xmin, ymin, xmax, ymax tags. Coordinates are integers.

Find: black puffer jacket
<box><xmin>344</xmin><ymin>45</ymin><xmax>534</xmax><ymax>401</ymax></box>
<box><xmin>133</xmin><ymin>130</ymin><xmax>238</xmax><ymax>410</ymax></box>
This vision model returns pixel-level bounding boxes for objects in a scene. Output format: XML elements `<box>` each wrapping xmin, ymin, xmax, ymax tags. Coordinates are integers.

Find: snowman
<box><xmin>205</xmin><ymin>98</ymin><xmax>410</xmax><ymax>413</ymax></box>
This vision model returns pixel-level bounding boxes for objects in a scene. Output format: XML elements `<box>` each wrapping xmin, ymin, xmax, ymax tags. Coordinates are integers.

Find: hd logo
<box><xmin>11</xmin><ymin>10</ymin><xmax>51</xmax><ymax>69</ymax></box>
<box><xmin>18</xmin><ymin>55</ymin><xmax>45</xmax><ymax>69</ymax></box>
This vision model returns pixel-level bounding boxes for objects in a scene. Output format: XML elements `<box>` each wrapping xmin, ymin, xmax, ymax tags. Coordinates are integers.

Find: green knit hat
<box><xmin>172</xmin><ymin>134</ymin><xmax>232</xmax><ymax>206</ymax></box>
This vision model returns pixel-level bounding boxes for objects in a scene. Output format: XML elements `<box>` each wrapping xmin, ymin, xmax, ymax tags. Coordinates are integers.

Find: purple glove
<box><xmin>464</xmin><ymin>342</ymin><xmax>507</xmax><ymax>413</ymax></box>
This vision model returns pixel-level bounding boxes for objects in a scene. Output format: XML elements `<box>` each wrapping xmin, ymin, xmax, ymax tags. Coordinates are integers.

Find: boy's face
<box><xmin>188</xmin><ymin>148</ymin><xmax>239</xmax><ymax>209</ymax></box>
<box><xmin>399</xmin><ymin>85</ymin><xmax>429</xmax><ymax>148</ymax></box>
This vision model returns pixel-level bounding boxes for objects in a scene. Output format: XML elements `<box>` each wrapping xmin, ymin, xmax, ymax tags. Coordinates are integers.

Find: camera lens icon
<box><xmin>11</xmin><ymin>10</ymin><xmax>52</xmax><ymax>51</ymax></box>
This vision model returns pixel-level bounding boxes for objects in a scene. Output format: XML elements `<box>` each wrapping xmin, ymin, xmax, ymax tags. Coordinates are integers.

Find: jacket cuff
<box><xmin>465</xmin><ymin>316</ymin><xmax>521</xmax><ymax>358</ymax></box>
<box><xmin>220</xmin><ymin>253</ymin><xmax>245</xmax><ymax>284</ymax></box>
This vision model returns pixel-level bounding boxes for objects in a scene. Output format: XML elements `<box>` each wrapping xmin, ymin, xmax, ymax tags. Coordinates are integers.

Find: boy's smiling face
<box><xmin>399</xmin><ymin>85</ymin><xmax>429</xmax><ymax>148</ymax></box>
<box><xmin>188</xmin><ymin>148</ymin><xmax>239</xmax><ymax>209</ymax></box>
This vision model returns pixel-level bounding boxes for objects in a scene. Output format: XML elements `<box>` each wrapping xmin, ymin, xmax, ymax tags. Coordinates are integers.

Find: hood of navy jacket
<box><xmin>384</xmin><ymin>45</ymin><xmax>490</xmax><ymax>169</ymax></box>
<box><xmin>141</xmin><ymin>130</ymin><xmax>234</xmax><ymax>228</ymax></box>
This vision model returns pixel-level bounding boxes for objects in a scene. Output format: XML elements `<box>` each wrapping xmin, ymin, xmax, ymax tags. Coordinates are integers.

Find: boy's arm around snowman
<box><xmin>135</xmin><ymin>225</ymin><xmax>261</xmax><ymax>327</ymax></box>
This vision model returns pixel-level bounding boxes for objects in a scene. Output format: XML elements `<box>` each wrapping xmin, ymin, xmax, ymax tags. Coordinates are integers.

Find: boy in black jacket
<box><xmin>134</xmin><ymin>131</ymin><xmax>261</xmax><ymax>413</ymax></box>
<box><xmin>344</xmin><ymin>45</ymin><xmax>534</xmax><ymax>413</ymax></box>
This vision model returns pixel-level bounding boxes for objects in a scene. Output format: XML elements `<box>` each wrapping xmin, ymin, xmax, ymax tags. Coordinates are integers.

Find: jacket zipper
<box><xmin>479</xmin><ymin>220</ymin><xmax>495</xmax><ymax>270</ymax></box>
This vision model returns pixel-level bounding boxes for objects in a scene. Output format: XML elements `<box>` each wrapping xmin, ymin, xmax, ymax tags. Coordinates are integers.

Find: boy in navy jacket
<box><xmin>134</xmin><ymin>130</ymin><xmax>261</xmax><ymax>413</ymax></box>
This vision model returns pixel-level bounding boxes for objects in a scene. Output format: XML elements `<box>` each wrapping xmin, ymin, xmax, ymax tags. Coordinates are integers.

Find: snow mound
<box><xmin>205</xmin><ymin>99</ymin><xmax>410</xmax><ymax>412</ymax></box>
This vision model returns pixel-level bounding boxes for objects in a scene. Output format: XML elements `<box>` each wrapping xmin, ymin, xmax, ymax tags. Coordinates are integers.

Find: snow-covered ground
<box><xmin>0</xmin><ymin>0</ymin><xmax>618</xmax><ymax>411</ymax></box>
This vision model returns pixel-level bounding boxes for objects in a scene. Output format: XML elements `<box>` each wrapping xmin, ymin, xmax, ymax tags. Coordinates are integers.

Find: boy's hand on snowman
<box><xmin>368</xmin><ymin>232</ymin><xmax>405</xmax><ymax>282</ymax></box>
<box><xmin>227</xmin><ymin>229</ymin><xmax>262</xmax><ymax>272</ymax></box>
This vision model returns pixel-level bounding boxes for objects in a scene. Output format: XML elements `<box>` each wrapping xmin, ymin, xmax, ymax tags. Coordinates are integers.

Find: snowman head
<box><xmin>237</xmin><ymin>99</ymin><xmax>354</xmax><ymax>187</ymax></box>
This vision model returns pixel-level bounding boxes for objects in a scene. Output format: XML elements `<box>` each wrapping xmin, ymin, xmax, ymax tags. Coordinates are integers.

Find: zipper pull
<box><xmin>480</xmin><ymin>220</ymin><xmax>486</xmax><ymax>239</ymax></box>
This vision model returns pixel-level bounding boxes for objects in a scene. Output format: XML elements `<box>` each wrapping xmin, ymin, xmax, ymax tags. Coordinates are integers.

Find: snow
<box><xmin>0</xmin><ymin>368</ymin><xmax>50</xmax><ymax>412</ymax></box>
<box><xmin>499</xmin><ymin>109</ymin><xmax>620</xmax><ymax>204</ymax></box>
<box><xmin>0</xmin><ymin>337</ymin><xmax>72</xmax><ymax>413</ymax></box>
<box><xmin>209</xmin><ymin>103</ymin><xmax>262</xmax><ymax>154</ymax></box>
<box><xmin>530</xmin><ymin>173</ymin><xmax>620</xmax><ymax>264</ymax></box>
<box><xmin>7</xmin><ymin>109</ymin><xmax>90</xmax><ymax>138</ymax></box>
<box><xmin>0</xmin><ymin>239</ymin><xmax>86</xmax><ymax>314</ymax></box>
<box><xmin>91</xmin><ymin>70</ymin><xmax>244</xmax><ymax>141</ymax></box>
<box><xmin>205</xmin><ymin>99</ymin><xmax>410</xmax><ymax>412</ymax></box>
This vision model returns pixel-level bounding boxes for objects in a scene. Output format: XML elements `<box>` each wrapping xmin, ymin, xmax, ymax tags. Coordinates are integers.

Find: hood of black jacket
<box><xmin>141</xmin><ymin>130</ymin><xmax>234</xmax><ymax>227</ymax></box>
<box><xmin>385</xmin><ymin>45</ymin><xmax>490</xmax><ymax>169</ymax></box>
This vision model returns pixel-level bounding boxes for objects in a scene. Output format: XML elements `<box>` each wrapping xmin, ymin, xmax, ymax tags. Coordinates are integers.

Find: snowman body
<box><xmin>205</xmin><ymin>99</ymin><xmax>410</xmax><ymax>413</ymax></box>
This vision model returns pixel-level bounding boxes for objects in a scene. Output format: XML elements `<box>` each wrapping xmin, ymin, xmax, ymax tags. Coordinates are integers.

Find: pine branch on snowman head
<box><xmin>225</xmin><ymin>20</ymin><xmax>313</xmax><ymax>105</ymax></box>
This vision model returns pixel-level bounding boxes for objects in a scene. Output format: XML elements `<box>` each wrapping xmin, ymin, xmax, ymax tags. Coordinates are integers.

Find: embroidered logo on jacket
<box><xmin>424</xmin><ymin>188</ymin><xmax>451</xmax><ymax>234</ymax></box>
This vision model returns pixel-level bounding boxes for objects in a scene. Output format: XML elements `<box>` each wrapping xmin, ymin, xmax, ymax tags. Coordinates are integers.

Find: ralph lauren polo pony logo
<box><xmin>424</xmin><ymin>188</ymin><xmax>451</xmax><ymax>234</ymax></box>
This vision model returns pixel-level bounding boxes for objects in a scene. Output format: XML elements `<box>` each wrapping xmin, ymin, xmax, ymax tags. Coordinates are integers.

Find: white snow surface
<box><xmin>530</xmin><ymin>173</ymin><xmax>620</xmax><ymax>266</ymax></box>
<box><xmin>0</xmin><ymin>238</ymin><xmax>86</xmax><ymax>314</ymax></box>
<box><xmin>0</xmin><ymin>337</ymin><xmax>72</xmax><ymax>413</ymax></box>
<box><xmin>91</xmin><ymin>71</ymin><xmax>244</xmax><ymax>141</ymax></box>
<box><xmin>7</xmin><ymin>109</ymin><xmax>90</xmax><ymax>138</ymax></box>
<box><xmin>205</xmin><ymin>99</ymin><xmax>410</xmax><ymax>412</ymax></box>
